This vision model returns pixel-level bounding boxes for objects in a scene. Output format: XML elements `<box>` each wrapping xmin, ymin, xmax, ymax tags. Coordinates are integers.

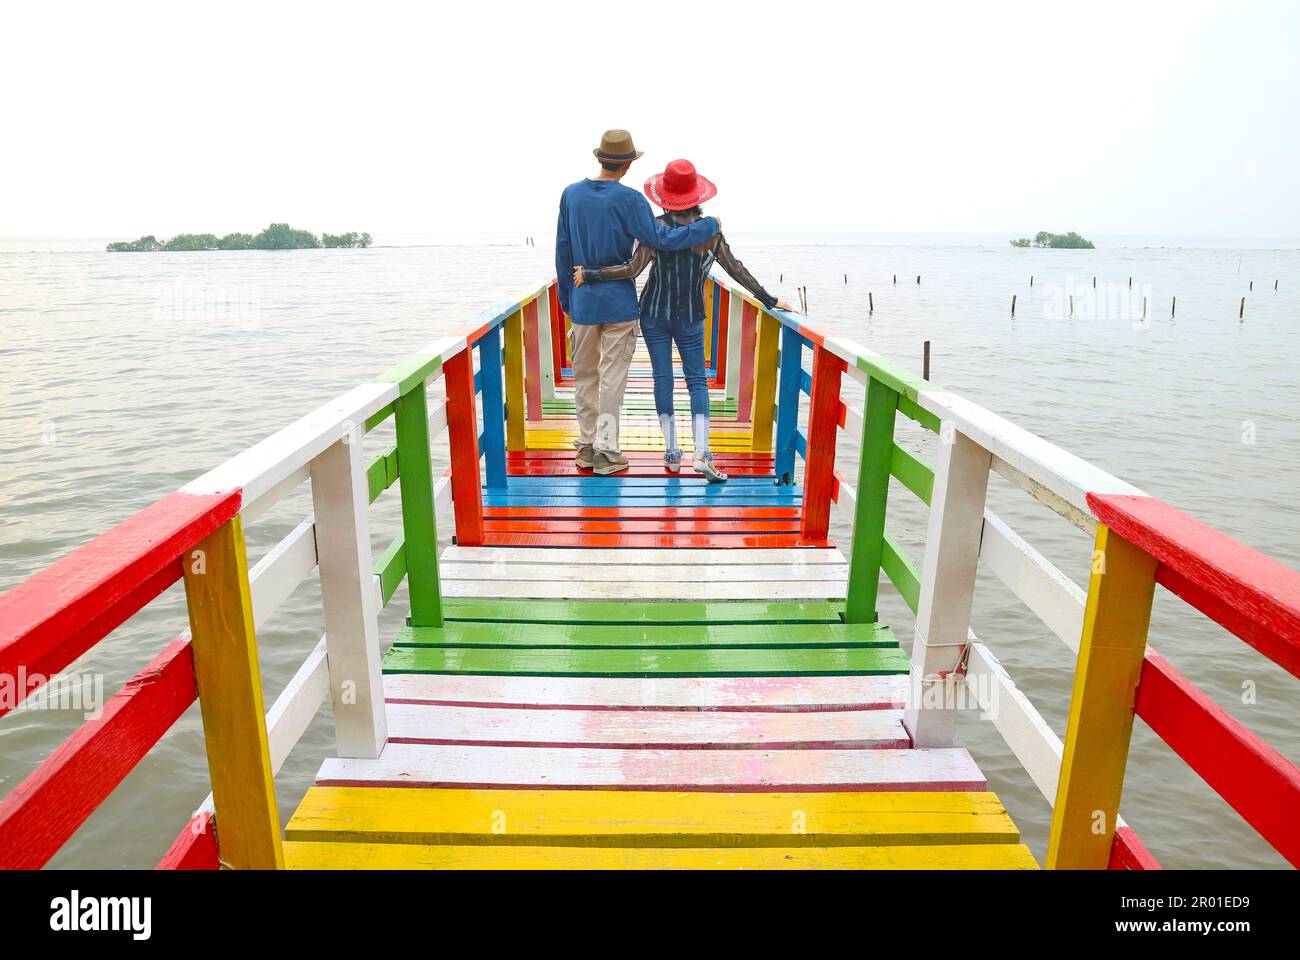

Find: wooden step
<box><xmin>384</xmin><ymin>703</ymin><xmax>911</xmax><ymax>749</ymax></box>
<box><xmin>382</xmin><ymin>644</ymin><xmax>909</xmax><ymax>677</ymax></box>
<box><xmin>381</xmin><ymin>673</ymin><xmax>909</xmax><ymax>711</ymax></box>
<box><xmin>391</xmin><ymin>621</ymin><xmax>896</xmax><ymax>650</ymax></box>
<box><xmin>284</xmin><ymin>841</ymin><xmax>1038</xmax><ymax>869</ymax></box>
<box><xmin>315</xmin><ymin>743</ymin><xmax>985</xmax><ymax>791</ymax></box>
<box><xmin>286</xmin><ymin>787</ymin><xmax>1021</xmax><ymax>847</ymax></box>
<box><xmin>440</xmin><ymin>596</ymin><xmax>845</xmax><ymax>625</ymax></box>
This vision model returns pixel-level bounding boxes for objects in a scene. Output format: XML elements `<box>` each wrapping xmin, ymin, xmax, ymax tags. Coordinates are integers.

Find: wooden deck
<box><xmin>285</xmin><ymin>373</ymin><xmax>1037</xmax><ymax>870</ymax></box>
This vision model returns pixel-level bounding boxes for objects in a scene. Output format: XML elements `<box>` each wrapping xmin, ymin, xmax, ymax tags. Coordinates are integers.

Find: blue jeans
<box><xmin>641</xmin><ymin>316</ymin><xmax>709</xmax><ymax>424</ymax></box>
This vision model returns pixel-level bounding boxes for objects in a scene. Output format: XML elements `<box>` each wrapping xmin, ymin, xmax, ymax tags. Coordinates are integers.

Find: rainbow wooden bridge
<box><xmin>2</xmin><ymin>274</ymin><xmax>1297</xmax><ymax>870</ymax></box>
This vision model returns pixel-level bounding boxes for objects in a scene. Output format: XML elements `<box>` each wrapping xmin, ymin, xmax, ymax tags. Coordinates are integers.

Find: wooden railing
<box><xmin>709</xmin><ymin>271</ymin><xmax>1300</xmax><ymax>870</ymax></box>
<box><xmin>0</xmin><ymin>280</ymin><xmax>550</xmax><ymax>869</ymax></box>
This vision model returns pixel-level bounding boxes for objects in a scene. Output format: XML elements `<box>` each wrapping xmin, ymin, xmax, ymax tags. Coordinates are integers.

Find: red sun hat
<box><xmin>644</xmin><ymin>159</ymin><xmax>717</xmax><ymax>211</ymax></box>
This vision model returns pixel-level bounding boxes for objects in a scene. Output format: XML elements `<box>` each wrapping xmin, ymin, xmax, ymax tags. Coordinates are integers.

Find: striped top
<box><xmin>584</xmin><ymin>215</ymin><xmax>777</xmax><ymax>328</ymax></box>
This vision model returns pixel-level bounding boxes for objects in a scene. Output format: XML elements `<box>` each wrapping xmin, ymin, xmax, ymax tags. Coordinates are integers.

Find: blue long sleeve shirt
<box><xmin>555</xmin><ymin>178</ymin><xmax>719</xmax><ymax>325</ymax></box>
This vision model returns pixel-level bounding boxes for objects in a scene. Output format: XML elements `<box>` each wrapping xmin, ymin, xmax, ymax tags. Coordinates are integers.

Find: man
<box><xmin>555</xmin><ymin>129</ymin><xmax>720</xmax><ymax>475</ymax></box>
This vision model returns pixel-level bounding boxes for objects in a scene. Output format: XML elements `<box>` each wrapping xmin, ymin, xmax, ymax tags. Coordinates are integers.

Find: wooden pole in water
<box><xmin>1092</xmin><ymin>276</ymin><xmax>1096</xmax><ymax>288</ymax></box>
<box><xmin>844</xmin><ymin>273</ymin><xmax>848</xmax><ymax>284</ymax></box>
<box><xmin>1128</xmin><ymin>277</ymin><xmax>1132</xmax><ymax>289</ymax></box>
<box><xmin>1069</xmin><ymin>294</ymin><xmax>1074</xmax><ymax>317</ymax></box>
<box><xmin>868</xmin><ymin>292</ymin><xmax>874</xmax><ymax>314</ymax></box>
<box><xmin>1011</xmin><ymin>294</ymin><xmax>1017</xmax><ymax>317</ymax></box>
<box><xmin>916</xmin><ymin>274</ymin><xmax>921</xmax><ymax>284</ymax></box>
<box><xmin>1142</xmin><ymin>297</ymin><xmax>1147</xmax><ymax>320</ymax></box>
<box><xmin>1240</xmin><ymin>296</ymin><xmax>1246</xmax><ymax>319</ymax></box>
<box><xmin>1171</xmin><ymin>296</ymin><xmax>1176</xmax><ymax>318</ymax></box>
<box><xmin>1030</xmin><ymin>275</ymin><xmax>1034</xmax><ymax>287</ymax></box>
<box><xmin>1275</xmin><ymin>279</ymin><xmax>1279</xmax><ymax>291</ymax></box>
<box><xmin>923</xmin><ymin>340</ymin><xmax>931</xmax><ymax>380</ymax></box>
<box><xmin>1249</xmin><ymin>280</ymin><xmax>1254</xmax><ymax>291</ymax></box>
<box><xmin>893</xmin><ymin>274</ymin><xmax>897</xmax><ymax>285</ymax></box>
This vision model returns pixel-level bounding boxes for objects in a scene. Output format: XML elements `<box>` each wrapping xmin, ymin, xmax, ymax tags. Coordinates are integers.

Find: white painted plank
<box><xmin>317</xmin><ymin>742</ymin><xmax>986</xmax><ymax>790</ymax></box>
<box><xmin>241</xmin><ymin>464</ymin><xmax>310</xmax><ymax>525</ymax></box>
<box><xmin>183</xmin><ymin>382</ymin><xmax>397</xmax><ymax>501</ymax></box>
<box><xmin>535</xmin><ymin>286</ymin><xmax>555</xmax><ymax>401</ymax></box>
<box><xmin>387</xmin><ymin>703</ymin><xmax>910</xmax><ymax>748</ymax></box>
<box><xmin>438</xmin><ymin>562</ymin><xmax>850</xmax><ymax>585</ymax></box>
<box><xmin>980</xmin><ymin>510</ymin><xmax>1086</xmax><ymax>652</ymax></box>
<box><xmin>428</xmin><ymin>396</ymin><xmax>448</xmax><ymax>439</ymax></box>
<box><xmin>310</xmin><ymin>425</ymin><xmax>387</xmax><ymax>758</ymax></box>
<box><xmin>382</xmin><ymin>673</ymin><xmax>909</xmax><ymax>710</ymax></box>
<box><xmin>441</xmin><ymin>579</ymin><xmax>847</xmax><ymax>601</ymax></box>
<box><xmin>906</xmin><ymin>426</ymin><xmax>991</xmax><ymax>748</ymax></box>
<box><xmin>266</xmin><ymin>638</ymin><xmax>331</xmax><ymax>770</ymax></box>
<box><xmin>249</xmin><ymin>515</ymin><xmax>318</xmax><ymax>628</ymax></box>
<box><xmin>433</xmin><ymin>475</ymin><xmax>452</xmax><ymax>517</ymax></box>
<box><xmin>439</xmin><ymin>546</ymin><xmax>846</xmax><ymax>566</ymax></box>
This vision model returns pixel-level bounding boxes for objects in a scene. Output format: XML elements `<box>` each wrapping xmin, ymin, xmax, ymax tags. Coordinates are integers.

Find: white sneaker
<box><xmin>664</xmin><ymin>449</ymin><xmax>682</xmax><ymax>473</ymax></box>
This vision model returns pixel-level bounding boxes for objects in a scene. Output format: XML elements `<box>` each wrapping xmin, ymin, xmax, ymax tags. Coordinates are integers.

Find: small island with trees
<box><xmin>1010</xmin><ymin>231</ymin><xmax>1094</xmax><ymax>249</ymax></box>
<box><xmin>106</xmin><ymin>223</ymin><xmax>372</xmax><ymax>252</ymax></box>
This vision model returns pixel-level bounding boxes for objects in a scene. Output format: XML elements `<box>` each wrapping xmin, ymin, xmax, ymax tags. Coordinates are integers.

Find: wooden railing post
<box><xmin>736</xmin><ymin>301</ymin><xmax>758</xmax><ymax>421</ymax></box>
<box><xmin>801</xmin><ymin>345</ymin><xmax>846</xmax><ymax>540</ymax></box>
<box><xmin>703</xmin><ymin>278</ymin><xmax>715</xmax><ymax>374</ymax></box>
<box><xmin>904</xmin><ymin>424</ymin><xmax>991</xmax><ymax>747</ymax></box>
<box><xmin>309</xmin><ymin>424</ymin><xmax>388</xmax><ymax>758</ymax></box>
<box><xmin>750</xmin><ymin>308</ymin><xmax>780</xmax><ymax>451</ymax></box>
<box><xmin>1047</xmin><ymin>523</ymin><xmax>1157</xmax><ymax>868</ymax></box>
<box><xmin>521</xmin><ymin>297</ymin><xmax>543</xmax><ymax>421</ymax></box>
<box><xmin>443</xmin><ymin>347</ymin><xmax>484</xmax><ymax>546</ymax></box>
<box><xmin>394</xmin><ymin>380</ymin><xmax>444</xmax><ymax>627</ymax></box>
<box><xmin>478</xmin><ymin>325</ymin><xmax>508</xmax><ymax>490</ymax></box>
<box><xmin>536</xmin><ymin>288</ymin><xmax>556</xmax><ymax>404</ymax></box>
<box><xmin>182</xmin><ymin>514</ymin><xmax>284</xmax><ymax>869</ymax></box>
<box><xmin>773</xmin><ymin>326</ymin><xmax>803</xmax><ymax>484</ymax></box>
<box><xmin>725</xmin><ymin>289</ymin><xmax>743</xmax><ymax>405</ymax></box>
<box><xmin>845</xmin><ymin>377</ymin><xmax>899</xmax><ymax>623</ymax></box>
<box><xmin>547</xmin><ymin>283</ymin><xmax>565</xmax><ymax>388</ymax></box>
<box><xmin>505</xmin><ymin>307</ymin><xmax>527</xmax><ymax>449</ymax></box>
<box><xmin>714</xmin><ymin>286</ymin><xmax>731</xmax><ymax>389</ymax></box>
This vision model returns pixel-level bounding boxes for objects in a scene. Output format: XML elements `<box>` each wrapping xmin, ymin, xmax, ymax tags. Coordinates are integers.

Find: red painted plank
<box><xmin>1088</xmin><ymin>493</ymin><xmax>1300</xmax><ymax>677</ymax></box>
<box><xmin>801</xmin><ymin>346</ymin><xmax>846</xmax><ymax>540</ymax></box>
<box><xmin>442</xmin><ymin>348</ymin><xmax>484</xmax><ymax>546</ymax></box>
<box><xmin>523</xmin><ymin>297</ymin><xmax>542</xmax><ymax>420</ymax></box>
<box><xmin>0</xmin><ymin>490</ymin><xmax>239</xmax><ymax>718</ymax></box>
<box><xmin>0</xmin><ymin>638</ymin><xmax>197</xmax><ymax>869</ymax></box>
<box><xmin>482</xmin><ymin>519</ymin><xmax>800</xmax><ymax>535</ymax></box>
<box><xmin>737</xmin><ymin>300</ymin><xmax>758</xmax><ymax>423</ymax></box>
<box><xmin>548</xmin><ymin>282</ymin><xmax>565</xmax><ymax>385</ymax></box>
<box><xmin>1108</xmin><ymin>826</ymin><xmax>1161</xmax><ymax>870</ymax></box>
<box><xmin>157</xmin><ymin>811</ymin><xmax>220</xmax><ymax>870</ymax></box>
<box><xmin>483</xmin><ymin>506</ymin><xmax>800</xmax><ymax>520</ymax></box>
<box><xmin>480</xmin><ymin>532</ymin><xmax>833</xmax><ymax>549</ymax></box>
<box><xmin>1135</xmin><ymin>649</ymin><xmax>1300</xmax><ymax>866</ymax></box>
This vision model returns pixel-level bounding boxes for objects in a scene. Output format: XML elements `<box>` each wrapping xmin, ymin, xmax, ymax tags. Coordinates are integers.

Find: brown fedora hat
<box><xmin>593</xmin><ymin>129</ymin><xmax>645</xmax><ymax>163</ymax></box>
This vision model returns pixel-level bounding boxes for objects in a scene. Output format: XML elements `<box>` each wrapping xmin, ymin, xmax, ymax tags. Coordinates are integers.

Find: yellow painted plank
<box><xmin>182</xmin><ymin>514</ymin><xmax>284</xmax><ymax>869</ymax></box>
<box><xmin>285</xmin><ymin>840</ymin><xmax>1038</xmax><ymax>869</ymax></box>
<box><xmin>751</xmin><ymin>309</ymin><xmax>780</xmax><ymax>451</ymax></box>
<box><xmin>1046</xmin><ymin>523</ymin><xmax>1157</xmax><ymax>870</ymax></box>
<box><xmin>504</xmin><ymin>307</ymin><xmax>526</xmax><ymax>451</ymax></box>
<box><xmin>286</xmin><ymin>787</ymin><xmax>1022</xmax><ymax>847</ymax></box>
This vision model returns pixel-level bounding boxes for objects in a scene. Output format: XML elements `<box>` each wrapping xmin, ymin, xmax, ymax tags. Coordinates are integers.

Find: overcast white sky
<box><xmin>2</xmin><ymin>0</ymin><xmax>1296</xmax><ymax>239</ymax></box>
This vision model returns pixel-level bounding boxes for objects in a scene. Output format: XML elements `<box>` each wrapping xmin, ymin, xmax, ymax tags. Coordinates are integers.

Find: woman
<box><xmin>573</xmin><ymin>159</ymin><xmax>789</xmax><ymax>482</ymax></box>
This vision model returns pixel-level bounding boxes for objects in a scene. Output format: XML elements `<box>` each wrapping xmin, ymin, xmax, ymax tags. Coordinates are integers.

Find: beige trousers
<box><xmin>570</xmin><ymin>320</ymin><xmax>638</xmax><ymax>454</ymax></box>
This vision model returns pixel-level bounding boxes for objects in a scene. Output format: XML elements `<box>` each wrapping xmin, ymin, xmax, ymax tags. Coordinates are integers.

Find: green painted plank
<box><xmin>845</xmin><ymin>377</ymin><xmax>897</xmax><ymax>624</ymax></box>
<box><xmin>365</xmin><ymin>446</ymin><xmax>399</xmax><ymax>504</ymax></box>
<box><xmin>394</xmin><ymin>381</ymin><xmax>443</xmax><ymax>626</ymax></box>
<box><xmin>365</xmin><ymin>404</ymin><xmax>395</xmax><ymax>432</ymax></box>
<box><xmin>896</xmin><ymin>394</ymin><xmax>940</xmax><ymax>433</ymax></box>
<box><xmin>881</xmin><ymin>531</ymin><xmax>922</xmax><ymax>615</ymax></box>
<box><xmin>375</xmin><ymin>352</ymin><xmax>443</xmax><ymax>396</ymax></box>
<box><xmin>382</xmin><ymin>645</ymin><xmax>910</xmax><ymax>677</ymax></box>
<box><xmin>440</xmin><ymin>598</ymin><xmax>844</xmax><ymax>625</ymax></box>
<box><xmin>392</xmin><ymin>621</ymin><xmax>897</xmax><ymax>650</ymax></box>
<box><xmin>890</xmin><ymin>442</ymin><xmax>934</xmax><ymax>506</ymax></box>
<box><xmin>855</xmin><ymin>354</ymin><xmax>933</xmax><ymax>401</ymax></box>
<box><xmin>373</xmin><ymin>535</ymin><xmax>407</xmax><ymax>607</ymax></box>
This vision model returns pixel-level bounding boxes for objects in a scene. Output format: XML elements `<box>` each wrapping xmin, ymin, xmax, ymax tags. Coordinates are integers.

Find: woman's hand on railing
<box><xmin>573</xmin><ymin>266</ymin><xmax>586</xmax><ymax>287</ymax></box>
<box><xmin>774</xmin><ymin>299</ymin><xmax>793</xmax><ymax>311</ymax></box>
